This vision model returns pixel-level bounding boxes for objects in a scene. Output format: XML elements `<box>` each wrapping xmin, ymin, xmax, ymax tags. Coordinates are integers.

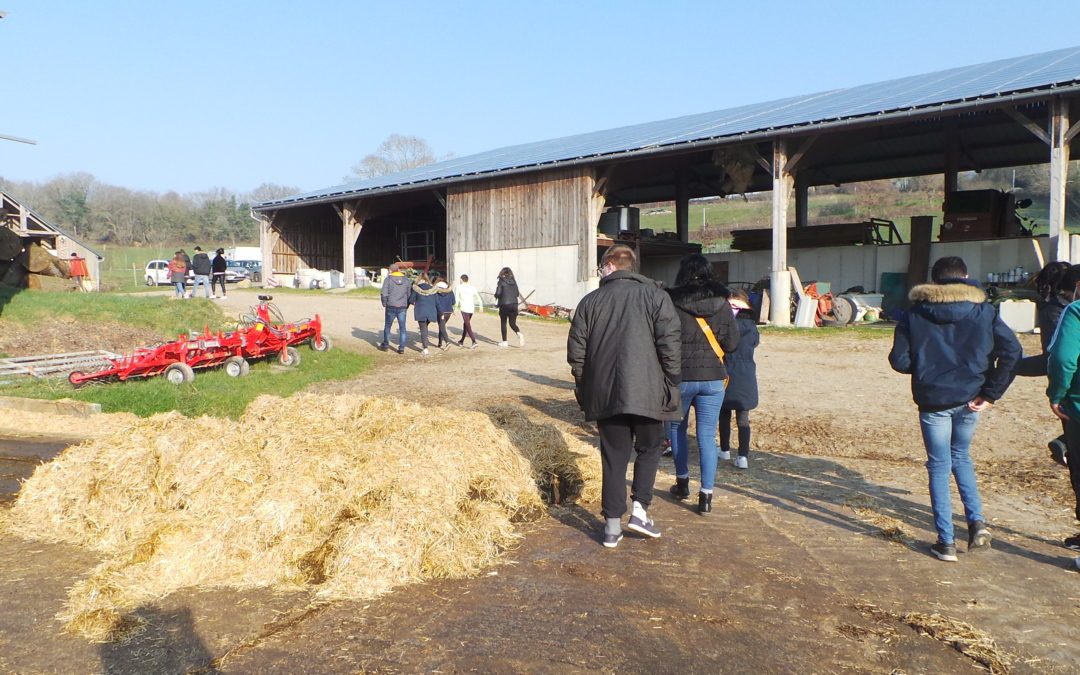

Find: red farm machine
<box><xmin>68</xmin><ymin>296</ymin><xmax>331</xmax><ymax>387</ymax></box>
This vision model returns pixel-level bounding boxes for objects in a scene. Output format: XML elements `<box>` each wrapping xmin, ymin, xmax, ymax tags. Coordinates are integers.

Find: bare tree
<box><xmin>245</xmin><ymin>182</ymin><xmax>301</xmax><ymax>205</ymax></box>
<box><xmin>348</xmin><ymin>134</ymin><xmax>441</xmax><ymax>180</ymax></box>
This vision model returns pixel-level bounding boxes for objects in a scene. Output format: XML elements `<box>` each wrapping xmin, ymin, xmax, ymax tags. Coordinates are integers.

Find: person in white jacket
<box><xmin>456</xmin><ymin>274</ymin><xmax>483</xmax><ymax>348</ymax></box>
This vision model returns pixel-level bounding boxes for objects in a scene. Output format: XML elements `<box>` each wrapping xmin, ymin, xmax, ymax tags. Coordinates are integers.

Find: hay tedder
<box><xmin>68</xmin><ymin>296</ymin><xmax>331</xmax><ymax>387</ymax></box>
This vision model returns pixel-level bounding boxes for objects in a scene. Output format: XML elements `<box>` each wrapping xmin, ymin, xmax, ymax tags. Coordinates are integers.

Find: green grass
<box><xmin>94</xmin><ymin>242</ymin><xmax>258</xmax><ymax>291</ymax></box>
<box><xmin>0</xmin><ymin>288</ymin><xmax>226</xmax><ymax>334</ymax></box>
<box><xmin>1</xmin><ymin>347</ymin><xmax>373</xmax><ymax>418</ymax></box>
<box><xmin>759</xmin><ymin>323</ymin><xmax>895</xmax><ymax>339</ymax></box>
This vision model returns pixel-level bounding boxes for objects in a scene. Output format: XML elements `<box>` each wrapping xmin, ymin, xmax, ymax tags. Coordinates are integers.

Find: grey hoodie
<box><xmin>381</xmin><ymin>274</ymin><xmax>412</xmax><ymax>308</ymax></box>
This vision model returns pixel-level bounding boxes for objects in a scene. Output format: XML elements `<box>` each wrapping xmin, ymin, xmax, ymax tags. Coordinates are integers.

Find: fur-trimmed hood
<box><xmin>908</xmin><ymin>281</ymin><xmax>987</xmax><ymax>304</ymax></box>
<box><xmin>666</xmin><ymin>280</ymin><xmax>732</xmax><ymax>318</ymax></box>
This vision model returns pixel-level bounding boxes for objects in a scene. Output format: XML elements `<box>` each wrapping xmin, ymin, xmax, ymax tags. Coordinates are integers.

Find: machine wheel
<box><xmin>68</xmin><ymin>371</ymin><xmax>86</xmax><ymax>388</ymax></box>
<box><xmin>164</xmin><ymin>363</ymin><xmax>195</xmax><ymax>385</ymax></box>
<box><xmin>310</xmin><ymin>336</ymin><xmax>332</xmax><ymax>352</ymax></box>
<box><xmin>279</xmin><ymin>346</ymin><xmax>301</xmax><ymax>367</ymax></box>
<box><xmin>832</xmin><ymin>296</ymin><xmax>857</xmax><ymax>326</ymax></box>
<box><xmin>224</xmin><ymin>356</ymin><xmax>250</xmax><ymax>377</ymax></box>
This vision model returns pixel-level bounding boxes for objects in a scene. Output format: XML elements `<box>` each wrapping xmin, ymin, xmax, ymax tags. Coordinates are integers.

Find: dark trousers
<box><xmin>596</xmin><ymin>414</ymin><xmax>664</xmax><ymax>518</ymax></box>
<box><xmin>418</xmin><ymin>320</ymin><xmax>432</xmax><ymax>349</ymax></box>
<box><xmin>459</xmin><ymin>312</ymin><xmax>476</xmax><ymax>344</ymax></box>
<box><xmin>719</xmin><ymin>407</ymin><xmax>751</xmax><ymax>457</ymax></box>
<box><xmin>1063</xmin><ymin>418</ymin><xmax>1080</xmax><ymax>521</ymax></box>
<box><xmin>499</xmin><ymin>306</ymin><xmax>520</xmax><ymax>341</ymax></box>
<box><xmin>212</xmin><ymin>273</ymin><xmax>226</xmax><ymax>296</ymax></box>
<box><xmin>437</xmin><ymin>313</ymin><xmax>451</xmax><ymax>346</ymax></box>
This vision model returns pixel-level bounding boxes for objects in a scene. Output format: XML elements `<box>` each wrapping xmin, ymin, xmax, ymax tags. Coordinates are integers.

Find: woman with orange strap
<box><xmin>664</xmin><ymin>254</ymin><xmax>740</xmax><ymax>514</ymax></box>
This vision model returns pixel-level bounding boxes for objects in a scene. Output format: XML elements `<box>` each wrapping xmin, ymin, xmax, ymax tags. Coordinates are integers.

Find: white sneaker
<box><xmin>210</xmin><ymin>295</ymin><xmax>217</xmax><ymax>299</ymax></box>
<box><xmin>498</xmin><ymin>341</ymin><xmax>508</xmax><ymax>348</ymax></box>
<box><xmin>517</xmin><ymin>332</ymin><xmax>525</xmax><ymax>347</ymax></box>
<box><xmin>734</xmin><ymin>455</ymin><xmax>748</xmax><ymax>470</ymax></box>
<box><xmin>422</xmin><ymin>348</ymin><xmax>429</xmax><ymax>356</ymax></box>
<box><xmin>719</xmin><ymin>450</ymin><xmax>731</xmax><ymax>461</ymax></box>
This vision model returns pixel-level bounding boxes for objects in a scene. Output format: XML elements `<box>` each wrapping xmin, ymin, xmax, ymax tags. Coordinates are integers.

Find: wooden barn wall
<box><xmin>272</xmin><ymin>206</ymin><xmax>341</xmax><ymax>274</ymax></box>
<box><xmin>447</xmin><ymin>167</ymin><xmax>593</xmax><ymax>280</ymax></box>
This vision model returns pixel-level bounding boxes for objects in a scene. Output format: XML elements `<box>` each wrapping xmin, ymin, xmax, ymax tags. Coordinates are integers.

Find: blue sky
<box><xmin>3</xmin><ymin>0</ymin><xmax>1080</xmax><ymax>195</ymax></box>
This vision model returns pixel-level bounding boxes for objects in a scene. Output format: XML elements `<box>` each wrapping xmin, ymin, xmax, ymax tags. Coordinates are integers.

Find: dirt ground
<box><xmin>1</xmin><ymin>289</ymin><xmax>1078</xmax><ymax>673</ymax></box>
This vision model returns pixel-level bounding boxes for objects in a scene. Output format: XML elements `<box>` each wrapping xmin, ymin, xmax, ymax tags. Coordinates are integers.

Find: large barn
<box><xmin>254</xmin><ymin>46</ymin><xmax>1080</xmax><ymax>324</ymax></box>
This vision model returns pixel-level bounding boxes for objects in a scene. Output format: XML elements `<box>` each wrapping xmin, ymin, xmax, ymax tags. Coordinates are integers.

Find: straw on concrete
<box><xmin>7</xmin><ymin>393</ymin><xmax>597</xmax><ymax>641</ymax></box>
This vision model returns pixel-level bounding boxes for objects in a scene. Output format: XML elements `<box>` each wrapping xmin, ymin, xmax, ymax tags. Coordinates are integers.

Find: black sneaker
<box><xmin>931</xmin><ymin>542</ymin><xmax>958</xmax><ymax>562</ymax></box>
<box><xmin>602</xmin><ymin>531</ymin><xmax>623</xmax><ymax>548</ymax></box>
<box><xmin>698</xmin><ymin>492</ymin><xmax>712</xmax><ymax>515</ymax></box>
<box><xmin>377</xmin><ymin>343</ymin><xmax>389</xmax><ymax>351</ymax></box>
<box><xmin>397</xmin><ymin>348</ymin><xmax>405</xmax><ymax>354</ymax></box>
<box><xmin>967</xmin><ymin>521</ymin><xmax>991</xmax><ymax>552</ymax></box>
<box><xmin>670</xmin><ymin>477</ymin><xmax>690</xmax><ymax>500</ymax></box>
<box><xmin>1063</xmin><ymin>534</ymin><xmax>1080</xmax><ymax>551</ymax></box>
<box><xmin>626</xmin><ymin>513</ymin><xmax>661</xmax><ymax>538</ymax></box>
<box><xmin>1049</xmin><ymin>437</ymin><xmax>1069</xmax><ymax>467</ymax></box>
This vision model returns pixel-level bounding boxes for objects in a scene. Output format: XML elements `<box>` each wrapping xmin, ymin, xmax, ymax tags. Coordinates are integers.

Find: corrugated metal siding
<box><xmin>447</xmin><ymin>168</ymin><xmax>593</xmax><ymax>279</ymax></box>
<box><xmin>259</xmin><ymin>46</ymin><xmax>1080</xmax><ymax>209</ymax></box>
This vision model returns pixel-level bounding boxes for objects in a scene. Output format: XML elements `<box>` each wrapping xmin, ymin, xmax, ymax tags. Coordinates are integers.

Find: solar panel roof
<box><xmin>257</xmin><ymin>45</ymin><xmax>1080</xmax><ymax>210</ymax></box>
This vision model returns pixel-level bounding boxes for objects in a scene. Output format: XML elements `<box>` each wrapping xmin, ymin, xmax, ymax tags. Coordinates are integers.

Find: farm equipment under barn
<box><xmin>68</xmin><ymin>296</ymin><xmax>331</xmax><ymax>386</ymax></box>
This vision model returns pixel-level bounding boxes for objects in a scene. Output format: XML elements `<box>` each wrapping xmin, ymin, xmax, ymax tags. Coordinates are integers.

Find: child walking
<box><xmin>719</xmin><ymin>290</ymin><xmax>760</xmax><ymax>470</ymax></box>
<box><xmin>456</xmin><ymin>274</ymin><xmax>483</xmax><ymax>348</ymax></box>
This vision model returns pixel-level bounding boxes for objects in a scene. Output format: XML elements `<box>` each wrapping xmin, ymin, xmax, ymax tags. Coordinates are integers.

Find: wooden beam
<box><xmin>1003</xmin><ymin>107</ymin><xmax>1051</xmax><ymax>145</ymax></box>
<box><xmin>755</xmin><ymin>150</ymin><xmax>772</xmax><ymax>174</ymax></box>
<box><xmin>784</xmin><ymin>135</ymin><xmax>818</xmax><ymax>175</ymax></box>
<box><xmin>258</xmin><ymin>211</ymin><xmax>280</xmax><ymax>286</ymax></box>
<box><xmin>431</xmin><ymin>190</ymin><xmax>446</xmax><ymax>209</ymax></box>
<box><xmin>1066</xmin><ymin>118</ymin><xmax>1080</xmax><ymax>144</ymax></box>
<box><xmin>340</xmin><ymin>200</ymin><xmax>367</xmax><ymax>287</ymax></box>
<box><xmin>770</xmin><ymin>139</ymin><xmax>793</xmax><ymax>326</ymax></box>
<box><xmin>675</xmin><ymin>168</ymin><xmax>690</xmax><ymax>243</ymax></box>
<box><xmin>593</xmin><ymin>164</ymin><xmax>617</xmax><ymax>197</ymax></box>
<box><xmin>794</xmin><ymin>173</ymin><xmax>809</xmax><ymax>228</ymax></box>
<box><xmin>1049</xmin><ymin>98</ymin><xmax>1071</xmax><ymax>261</ymax></box>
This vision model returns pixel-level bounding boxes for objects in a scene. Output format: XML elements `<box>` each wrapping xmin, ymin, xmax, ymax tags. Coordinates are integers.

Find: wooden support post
<box><xmin>258</xmin><ymin>211</ymin><xmax>280</xmax><ymax>288</ymax></box>
<box><xmin>337</xmin><ymin>200</ymin><xmax>366</xmax><ymax>287</ymax></box>
<box><xmin>1050</xmin><ymin>99</ymin><xmax>1071</xmax><ymax>262</ymax></box>
<box><xmin>943</xmin><ymin>119</ymin><xmax>959</xmax><ymax>195</ymax></box>
<box><xmin>770</xmin><ymin>140</ymin><xmax>793</xmax><ymax>326</ymax></box>
<box><xmin>585</xmin><ymin>169</ymin><xmax>608</xmax><ymax>281</ymax></box>
<box><xmin>675</xmin><ymin>169</ymin><xmax>689</xmax><ymax>243</ymax></box>
<box><xmin>794</xmin><ymin>174</ymin><xmax>809</xmax><ymax>228</ymax></box>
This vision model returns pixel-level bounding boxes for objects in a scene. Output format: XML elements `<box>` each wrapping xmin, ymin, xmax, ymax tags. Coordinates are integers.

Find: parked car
<box><xmin>145</xmin><ymin>260</ymin><xmax>193</xmax><ymax>286</ymax></box>
<box><xmin>231</xmin><ymin>260</ymin><xmax>262</xmax><ymax>282</ymax></box>
<box><xmin>224</xmin><ymin>263</ymin><xmax>250</xmax><ymax>283</ymax></box>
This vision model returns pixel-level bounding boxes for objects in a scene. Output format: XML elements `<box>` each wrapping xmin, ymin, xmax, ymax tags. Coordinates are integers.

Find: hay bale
<box><xmin>6</xmin><ymin>394</ymin><xmax>600</xmax><ymax>641</ymax></box>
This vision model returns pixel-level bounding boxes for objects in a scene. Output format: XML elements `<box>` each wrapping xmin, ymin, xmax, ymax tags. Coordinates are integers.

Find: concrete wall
<box><xmin>454</xmin><ymin>244</ymin><xmax>598</xmax><ymax>308</ymax></box>
<box><xmin>646</xmin><ymin>236</ymin><xmax>1063</xmax><ymax>291</ymax></box>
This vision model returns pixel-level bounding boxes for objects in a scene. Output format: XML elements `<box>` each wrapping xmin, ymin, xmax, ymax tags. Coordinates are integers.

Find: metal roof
<box><xmin>257</xmin><ymin>45</ymin><xmax>1080</xmax><ymax>210</ymax></box>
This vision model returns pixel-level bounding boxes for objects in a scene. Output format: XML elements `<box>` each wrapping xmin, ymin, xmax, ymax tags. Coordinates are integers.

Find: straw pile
<box><xmin>7</xmin><ymin>393</ymin><xmax>598</xmax><ymax>641</ymax></box>
<box><xmin>844</xmin><ymin>495</ymin><xmax>915</xmax><ymax>546</ymax></box>
<box><xmin>902</xmin><ymin>612</ymin><xmax>1013</xmax><ymax>674</ymax></box>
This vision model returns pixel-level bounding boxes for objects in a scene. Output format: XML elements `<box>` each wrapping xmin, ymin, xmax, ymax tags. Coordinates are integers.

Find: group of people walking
<box><xmin>378</xmin><ymin>265</ymin><xmax>525</xmax><ymax>354</ymax></box>
<box><xmin>569</xmin><ymin>246</ymin><xmax>1079</xmax><ymax>567</ymax></box>
<box><xmin>167</xmin><ymin>246</ymin><xmax>229</xmax><ymax>299</ymax></box>
<box><xmin>568</xmin><ymin>247</ymin><xmax>760</xmax><ymax>547</ymax></box>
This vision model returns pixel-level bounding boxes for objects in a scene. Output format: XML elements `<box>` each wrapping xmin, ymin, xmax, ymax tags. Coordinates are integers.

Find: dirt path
<box><xmin>1</xmin><ymin>289</ymin><xmax>1077</xmax><ymax>672</ymax></box>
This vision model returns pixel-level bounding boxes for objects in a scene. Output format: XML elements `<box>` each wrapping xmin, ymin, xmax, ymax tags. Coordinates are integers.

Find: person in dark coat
<box><xmin>719</xmin><ymin>289</ymin><xmax>760</xmax><ymax>471</ymax></box>
<box><xmin>1014</xmin><ymin>261</ymin><xmax>1072</xmax><ymax>466</ymax></box>
<box><xmin>410</xmin><ymin>274</ymin><xmax>439</xmax><ymax>355</ymax></box>
<box><xmin>495</xmin><ymin>267</ymin><xmax>524</xmax><ymax>347</ymax></box>
<box><xmin>211</xmin><ymin>248</ymin><xmax>228</xmax><ymax>299</ymax></box>
<box><xmin>889</xmin><ymin>256</ymin><xmax>1022</xmax><ymax>562</ymax></box>
<box><xmin>431</xmin><ymin>271</ymin><xmax>456</xmax><ymax>350</ymax></box>
<box><xmin>567</xmin><ymin>245</ymin><xmax>681</xmax><ymax>548</ymax></box>
<box><xmin>665</xmin><ymin>254</ymin><xmax>740</xmax><ymax>514</ymax></box>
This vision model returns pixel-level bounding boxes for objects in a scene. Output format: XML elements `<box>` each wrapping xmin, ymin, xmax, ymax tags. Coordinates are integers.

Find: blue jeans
<box><xmin>173</xmin><ymin>281</ymin><xmax>186</xmax><ymax>297</ymax></box>
<box><xmin>670</xmin><ymin>379</ymin><xmax>726</xmax><ymax>492</ymax></box>
<box><xmin>919</xmin><ymin>405</ymin><xmax>985</xmax><ymax>545</ymax></box>
<box><xmin>192</xmin><ymin>274</ymin><xmax>211</xmax><ymax>297</ymax></box>
<box><xmin>382</xmin><ymin>307</ymin><xmax>407</xmax><ymax>349</ymax></box>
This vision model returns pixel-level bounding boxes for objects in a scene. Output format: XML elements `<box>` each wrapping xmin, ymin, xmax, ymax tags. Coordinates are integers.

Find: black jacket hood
<box><xmin>666</xmin><ymin>280</ymin><xmax>732</xmax><ymax>318</ymax></box>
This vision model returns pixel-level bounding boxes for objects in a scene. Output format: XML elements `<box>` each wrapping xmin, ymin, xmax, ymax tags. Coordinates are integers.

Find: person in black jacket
<box><xmin>495</xmin><ymin>267</ymin><xmax>524</xmax><ymax>348</ymax></box>
<box><xmin>568</xmin><ymin>245</ymin><xmax>681</xmax><ymax>547</ymax></box>
<box><xmin>719</xmin><ymin>289</ymin><xmax>760</xmax><ymax>471</ymax></box>
<box><xmin>889</xmin><ymin>256</ymin><xmax>1021</xmax><ymax>562</ymax></box>
<box><xmin>211</xmin><ymin>248</ymin><xmax>228</xmax><ymax>299</ymax></box>
<box><xmin>665</xmin><ymin>254</ymin><xmax>739</xmax><ymax>514</ymax></box>
<box><xmin>190</xmin><ymin>246</ymin><xmax>212</xmax><ymax>299</ymax></box>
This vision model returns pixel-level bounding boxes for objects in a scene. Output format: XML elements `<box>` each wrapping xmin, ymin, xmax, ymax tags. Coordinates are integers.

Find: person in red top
<box><xmin>69</xmin><ymin>253</ymin><xmax>89</xmax><ymax>291</ymax></box>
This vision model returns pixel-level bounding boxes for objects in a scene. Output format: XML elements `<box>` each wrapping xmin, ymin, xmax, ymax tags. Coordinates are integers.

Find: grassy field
<box><xmin>1</xmin><ymin>348</ymin><xmax>372</xmax><ymax>418</ymax></box>
<box><xmin>0</xmin><ymin>287</ymin><xmax>226</xmax><ymax>335</ymax></box>
<box><xmin>94</xmin><ymin>243</ymin><xmax>259</xmax><ymax>292</ymax></box>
